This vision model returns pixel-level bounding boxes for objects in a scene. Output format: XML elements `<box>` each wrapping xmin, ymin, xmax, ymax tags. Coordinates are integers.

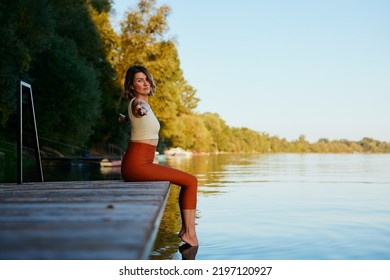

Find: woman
<box><xmin>121</xmin><ymin>65</ymin><xmax>199</xmax><ymax>247</ymax></box>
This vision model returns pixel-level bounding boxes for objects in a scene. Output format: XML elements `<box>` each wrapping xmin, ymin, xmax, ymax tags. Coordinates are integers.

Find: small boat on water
<box><xmin>100</xmin><ymin>151</ymin><xmax>160</xmax><ymax>167</ymax></box>
<box><xmin>164</xmin><ymin>147</ymin><xmax>192</xmax><ymax>157</ymax></box>
<box><xmin>100</xmin><ymin>158</ymin><xmax>122</xmax><ymax>167</ymax></box>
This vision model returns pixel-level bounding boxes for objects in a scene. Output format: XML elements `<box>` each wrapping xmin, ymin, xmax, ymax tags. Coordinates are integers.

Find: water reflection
<box><xmin>164</xmin><ymin>154</ymin><xmax>260</xmax><ymax>195</ymax></box>
<box><xmin>150</xmin><ymin>154</ymin><xmax>261</xmax><ymax>260</ymax></box>
<box><xmin>179</xmin><ymin>244</ymin><xmax>199</xmax><ymax>260</ymax></box>
<box><xmin>152</xmin><ymin>154</ymin><xmax>390</xmax><ymax>260</ymax></box>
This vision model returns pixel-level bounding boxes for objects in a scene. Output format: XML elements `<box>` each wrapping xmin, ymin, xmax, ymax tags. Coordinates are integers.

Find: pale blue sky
<box><xmin>111</xmin><ymin>0</ymin><xmax>390</xmax><ymax>142</ymax></box>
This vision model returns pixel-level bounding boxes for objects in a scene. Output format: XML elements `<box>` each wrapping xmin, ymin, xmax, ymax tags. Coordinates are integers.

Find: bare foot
<box><xmin>180</xmin><ymin>231</ymin><xmax>199</xmax><ymax>247</ymax></box>
<box><xmin>179</xmin><ymin>209</ymin><xmax>198</xmax><ymax>246</ymax></box>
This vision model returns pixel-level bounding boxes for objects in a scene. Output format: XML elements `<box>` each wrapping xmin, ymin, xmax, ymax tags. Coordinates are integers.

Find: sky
<box><xmin>110</xmin><ymin>0</ymin><xmax>390</xmax><ymax>142</ymax></box>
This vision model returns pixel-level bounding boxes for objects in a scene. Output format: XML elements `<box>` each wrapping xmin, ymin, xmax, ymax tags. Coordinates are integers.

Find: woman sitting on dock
<box><xmin>120</xmin><ymin>65</ymin><xmax>199</xmax><ymax>247</ymax></box>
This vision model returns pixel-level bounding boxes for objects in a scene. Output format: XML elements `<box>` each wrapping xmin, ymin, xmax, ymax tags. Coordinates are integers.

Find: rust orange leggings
<box><xmin>121</xmin><ymin>142</ymin><xmax>197</xmax><ymax>210</ymax></box>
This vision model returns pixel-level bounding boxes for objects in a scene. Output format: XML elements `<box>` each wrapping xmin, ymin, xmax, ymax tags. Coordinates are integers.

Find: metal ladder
<box><xmin>17</xmin><ymin>81</ymin><xmax>44</xmax><ymax>184</ymax></box>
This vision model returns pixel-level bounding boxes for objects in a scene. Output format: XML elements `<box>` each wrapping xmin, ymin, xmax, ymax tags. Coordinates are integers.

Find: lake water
<box><xmin>2</xmin><ymin>153</ymin><xmax>390</xmax><ymax>260</ymax></box>
<box><xmin>151</xmin><ymin>153</ymin><xmax>390</xmax><ymax>260</ymax></box>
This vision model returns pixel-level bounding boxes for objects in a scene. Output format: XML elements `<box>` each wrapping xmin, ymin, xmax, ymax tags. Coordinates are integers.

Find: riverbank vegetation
<box><xmin>1</xmin><ymin>0</ymin><xmax>389</xmax><ymax>157</ymax></box>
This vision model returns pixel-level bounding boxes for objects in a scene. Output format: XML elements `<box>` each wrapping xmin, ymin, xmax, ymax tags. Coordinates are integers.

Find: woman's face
<box><xmin>132</xmin><ymin>72</ymin><xmax>151</xmax><ymax>96</ymax></box>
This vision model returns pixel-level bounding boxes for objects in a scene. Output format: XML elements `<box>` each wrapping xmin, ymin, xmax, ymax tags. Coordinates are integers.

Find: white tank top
<box><xmin>128</xmin><ymin>99</ymin><xmax>160</xmax><ymax>140</ymax></box>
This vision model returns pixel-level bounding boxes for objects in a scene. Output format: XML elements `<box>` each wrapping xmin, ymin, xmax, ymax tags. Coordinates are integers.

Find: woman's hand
<box><xmin>117</xmin><ymin>113</ymin><xmax>128</xmax><ymax>123</ymax></box>
<box><xmin>133</xmin><ymin>98</ymin><xmax>150</xmax><ymax>117</ymax></box>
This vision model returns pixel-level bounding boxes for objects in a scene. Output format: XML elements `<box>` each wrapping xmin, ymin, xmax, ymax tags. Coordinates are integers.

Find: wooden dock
<box><xmin>0</xmin><ymin>180</ymin><xmax>171</xmax><ymax>260</ymax></box>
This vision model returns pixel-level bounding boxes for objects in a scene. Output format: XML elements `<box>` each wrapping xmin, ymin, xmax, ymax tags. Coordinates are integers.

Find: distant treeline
<box><xmin>267</xmin><ymin>136</ymin><xmax>390</xmax><ymax>154</ymax></box>
<box><xmin>1</xmin><ymin>0</ymin><xmax>389</xmax><ymax>156</ymax></box>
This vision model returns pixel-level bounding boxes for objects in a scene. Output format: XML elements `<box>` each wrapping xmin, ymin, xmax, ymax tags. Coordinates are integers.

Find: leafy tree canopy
<box><xmin>0</xmin><ymin>0</ymin><xmax>388</xmax><ymax>156</ymax></box>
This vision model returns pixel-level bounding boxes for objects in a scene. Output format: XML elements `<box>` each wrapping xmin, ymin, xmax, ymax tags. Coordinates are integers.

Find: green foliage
<box><xmin>200</xmin><ymin>113</ymin><xmax>230</xmax><ymax>152</ymax></box>
<box><xmin>35</xmin><ymin>0</ymin><xmax>109</xmax><ymax>151</ymax></box>
<box><xmin>89</xmin><ymin>0</ymin><xmax>112</xmax><ymax>13</ymax></box>
<box><xmin>169</xmin><ymin>114</ymin><xmax>213</xmax><ymax>152</ymax></box>
<box><xmin>0</xmin><ymin>0</ymin><xmax>54</xmax><ymax>127</ymax></box>
<box><xmin>1</xmin><ymin>0</ymin><xmax>389</xmax><ymax>157</ymax></box>
<box><xmin>0</xmin><ymin>0</ymin><xmax>122</xmax><ymax>154</ymax></box>
<box><xmin>116</xmin><ymin>0</ymin><xmax>200</xmax><ymax>149</ymax></box>
<box><xmin>86</xmin><ymin>0</ymin><xmax>125</xmax><ymax>151</ymax></box>
<box><xmin>31</xmin><ymin>36</ymin><xmax>100</xmax><ymax>146</ymax></box>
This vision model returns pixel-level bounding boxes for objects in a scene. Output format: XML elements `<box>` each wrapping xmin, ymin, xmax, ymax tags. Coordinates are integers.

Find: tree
<box><xmin>2</xmin><ymin>0</ymin><xmax>388</xmax><ymax>156</ymax></box>
<box><xmin>116</xmin><ymin>0</ymin><xmax>199</xmax><ymax>148</ymax></box>
<box><xmin>87</xmin><ymin>0</ymin><xmax>126</xmax><ymax>152</ymax></box>
<box><xmin>30</xmin><ymin>0</ymin><xmax>109</xmax><ymax>151</ymax></box>
<box><xmin>30</xmin><ymin>36</ymin><xmax>101</xmax><ymax>149</ymax></box>
<box><xmin>291</xmin><ymin>135</ymin><xmax>309</xmax><ymax>153</ymax></box>
<box><xmin>0</xmin><ymin>0</ymin><xmax>119</xmax><ymax>154</ymax></box>
<box><xmin>169</xmin><ymin>114</ymin><xmax>213</xmax><ymax>152</ymax></box>
<box><xmin>0</xmin><ymin>0</ymin><xmax>54</xmax><ymax>130</ymax></box>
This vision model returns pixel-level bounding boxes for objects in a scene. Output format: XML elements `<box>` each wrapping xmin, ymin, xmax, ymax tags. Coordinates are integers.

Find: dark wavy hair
<box><xmin>123</xmin><ymin>65</ymin><xmax>156</xmax><ymax>99</ymax></box>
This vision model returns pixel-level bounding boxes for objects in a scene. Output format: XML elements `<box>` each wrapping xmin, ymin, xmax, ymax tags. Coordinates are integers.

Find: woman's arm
<box><xmin>131</xmin><ymin>98</ymin><xmax>149</xmax><ymax>117</ymax></box>
<box><xmin>117</xmin><ymin>113</ymin><xmax>128</xmax><ymax>123</ymax></box>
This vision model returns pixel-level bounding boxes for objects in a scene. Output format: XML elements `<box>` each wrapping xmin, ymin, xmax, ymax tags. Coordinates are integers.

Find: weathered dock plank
<box><xmin>0</xmin><ymin>180</ymin><xmax>171</xmax><ymax>260</ymax></box>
